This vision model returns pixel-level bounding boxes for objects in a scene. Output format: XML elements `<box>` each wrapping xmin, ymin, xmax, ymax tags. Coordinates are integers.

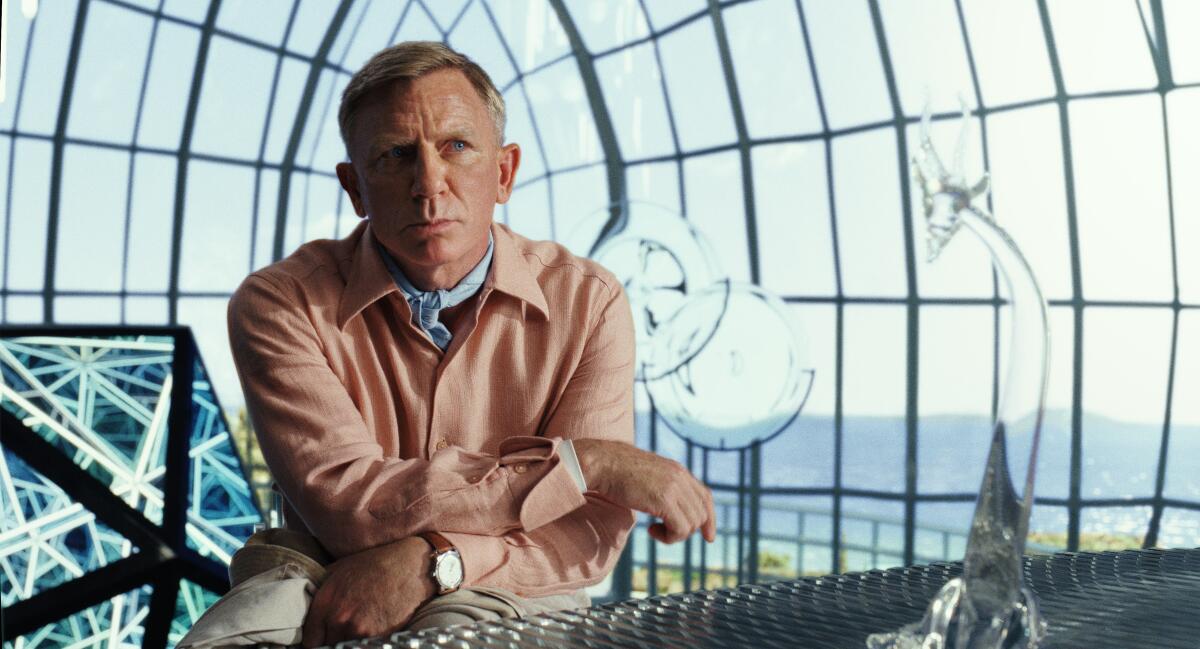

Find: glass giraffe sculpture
<box><xmin>867</xmin><ymin>111</ymin><xmax>1051</xmax><ymax>649</ymax></box>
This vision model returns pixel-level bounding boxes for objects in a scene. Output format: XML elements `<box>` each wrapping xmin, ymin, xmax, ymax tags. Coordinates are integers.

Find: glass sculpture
<box><xmin>868</xmin><ymin>111</ymin><xmax>1051</xmax><ymax>648</ymax></box>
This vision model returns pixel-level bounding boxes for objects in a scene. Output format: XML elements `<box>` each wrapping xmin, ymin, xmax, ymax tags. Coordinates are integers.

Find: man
<box><xmin>227</xmin><ymin>41</ymin><xmax>715</xmax><ymax>647</ymax></box>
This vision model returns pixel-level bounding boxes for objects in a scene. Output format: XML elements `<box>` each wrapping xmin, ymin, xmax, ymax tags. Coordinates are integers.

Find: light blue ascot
<box><xmin>378</xmin><ymin>233</ymin><xmax>494</xmax><ymax>351</ymax></box>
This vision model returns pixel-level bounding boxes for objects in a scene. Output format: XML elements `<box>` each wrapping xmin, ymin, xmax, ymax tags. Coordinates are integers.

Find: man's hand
<box><xmin>572</xmin><ymin>439</ymin><xmax>716</xmax><ymax>544</ymax></box>
<box><xmin>302</xmin><ymin>536</ymin><xmax>436</xmax><ymax>648</ymax></box>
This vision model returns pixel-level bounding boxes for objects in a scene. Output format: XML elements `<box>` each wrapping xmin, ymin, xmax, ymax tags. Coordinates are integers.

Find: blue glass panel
<box><xmin>683</xmin><ymin>151</ymin><xmax>750</xmax><ymax>283</ymax></box>
<box><xmin>56</xmin><ymin>144</ymin><xmax>129</xmax><ymax>292</ymax></box>
<box><xmin>1047</xmin><ymin>0</ymin><xmax>1156</xmax><ymax>95</ymax></box>
<box><xmin>485</xmin><ymin>0</ymin><xmax>570</xmax><ymax>73</ymax></box>
<box><xmin>340</xmin><ymin>0</ymin><xmax>405</xmax><ymax>72</ymax></box>
<box><xmin>124</xmin><ymin>297</ymin><xmax>170</xmax><ymax>325</ymax></box>
<box><xmin>0</xmin><ymin>136</ymin><xmax>10</xmax><ymax>283</ymax></box>
<box><xmin>286</xmin><ymin>0</ymin><xmax>340</xmax><ymax>56</ymax></box>
<box><xmin>758</xmin><ymin>495</ymin><xmax>834</xmax><ymax>580</ymax></box>
<box><xmin>329</xmin><ymin>0</ymin><xmax>373</xmax><ymax>71</ymax></box>
<box><xmin>752</xmin><ymin>142</ymin><xmax>835</xmax><ymax>297</ymax></box>
<box><xmin>1028</xmin><ymin>505</ymin><xmax>1069</xmax><ymax>552</ymax></box>
<box><xmin>169</xmin><ymin>579</ymin><xmax>223</xmax><ymax>647</ymax></box>
<box><xmin>504</xmin><ymin>178</ymin><xmax>551</xmax><ymax>242</ymax></box>
<box><xmin>297</xmin><ymin>172</ymin><xmax>344</xmax><ymax>243</ymax></box>
<box><xmin>840</xmin><ymin>497</ymin><xmax>905</xmax><ymax>571</ymax></box>
<box><xmin>1159</xmin><ymin>508</ymin><xmax>1200</xmax><ymax>549</ymax></box>
<box><xmin>803</xmin><ymin>0</ymin><xmax>891</xmax><ymax>130</ymax></box>
<box><xmin>304</xmin><ymin>71</ymin><xmax>352</xmax><ymax>174</ymax></box>
<box><xmin>878</xmin><ymin>0</ymin><xmax>977</xmax><ymax>118</ymax></box>
<box><xmin>179</xmin><ymin>160</ymin><xmax>254</xmax><ymax>293</ymax></box>
<box><xmin>1168</xmin><ymin>88</ymin><xmax>1200</xmax><ymax>304</ymax></box>
<box><xmin>423</xmin><ymin>0</ymin><xmax>471</xmax><ymax>34</ymax></box>
<box><xmin>263</xmin><ymin>57</ymin><xmax>309</xmax><ymax>164</ymax></box>
<box><xmin>448</xmin><ymin>0</ymin><xmax>518</xmax><ymax>90</ymax></box>
<box><xmin>502</xmin><ymin>87</ymin><xmax>546</xmax><ymax>180</ymax></box>
<box><xmin>54</xmin><ymin>297</ymin><xmax>121</xmax><ymax>323</ymax></box>
<box><xmin>563</xmin><ymin>0</ymin><xmax>650</xmax><ymax>54</ymax></box>
<box><xmin>841</xmin><ymin>305</ymin><xmax>906</xmax><ymax>492</ymax></box>
<box><xmin>3</xmin><ymin>584</ymin><xmax>153</xmax><ymax>649</ymax></box>
<box><xmin>625</xmin><ymin>161</ymin><xmax>680</xmax><ymax>215</ymax></box>
<box><xmin>724</xmin><ymin>0</ymin><xmax>823</xmax><ymax>138</ymax></box>
<box><xmin>252</xmin><ymin>169</ymin><xmax>281</xmax><ymax>271</ymax></box>
<box><xmin>549</xmin><ymin>164</ymin><xmax>606</xmax><ymax>245</ymax></box>
<box><xmin>15</xmin><ymin>0</ymin><xmax>79</xmax><ymax>135</ymax></box>
<box><xmin>655</xmin><ymin>16</ymin><xmax>737</xmax><ymax>152</ymax></box>
<box><xmin>639</xmin><ymin>0</ymin><xmax>705</xmax><ymax>31</ymax></box>
<box><xmin>163</xmin><ymin>0</ymin><xmax>208</xmax><ymax>23</ymax></box>
<box><xmin>522</xmin><ymin>59</ymin><xmax>603</xmax><ymax>170</ymax></box>
<box><xmin>1</xmin><ymin>449</ymin><xmax>137</xmax><ymax>605</ymax></box>
<box><xmin>136</xmin><ymin>21</ymin><xmax>199</xmax><ymax>150</ymax></box>
<box><xmin>125</xmin><ymin>152</ymin><xmax>176</xmax><ymax>293</ymax></box>
<box><xmin>0</xmin><ymin>3</ymin><xmax>35</xmax><ymax>128</ymax></box>
<box><xmin>914</xmin><ymin>503</ymin><xmax>972</xmax><ymax>563</ymax></box>
<box><xmin>216</xmin><ymin>0</ymin><xmax>295</xmax><ymax>46</ymax></box>
<box><xmin>961</xmin><ymin>0</ymin><xmax>1055</xmax><ymax>107</ymax></box>
<box><xmin>1081</xmin><ymin>506</ymin><xmax>1152</xmax><ymax>550</ymax></box>
<box><xmin>1166</xmin><ymin>312</ymin><xmax>1200</xmax><ymax>503</ymax></box>
<box><xmin>7</xmin><ymin>138</ymin><xmax>51</xmax><ymax>291</ymax></box>
<box><xmin>3</xmin><ymin>297</ymin><xmax>43</xmax><ymax>324</ymax></box>
<box><xmin>295</xmin><ymin>68</ymin><xmax>339</xmax><ymax>171</ymax></box>
<box><xmin>394</xmin><ymin>1</ymin><xmax>442</xmax><ymax>43</ymax></box>
<box><xmin>66</xmin><ymin>2</ymin><xmax>153</xmax><ymax>143</ymax></box>
<box><xmin>192</xmin><ymin>36</ymin><xmax>277</xmax><ymax>160</ymax></box>
<box><xmin>594</xmin><ymin>42</ymin><xmax>676</xmax><ymax>160</ymax></box>
<box><xmin>831</xmin><ymin>127</ymin><xmax>905</xmax><ymax>297</ymax></box>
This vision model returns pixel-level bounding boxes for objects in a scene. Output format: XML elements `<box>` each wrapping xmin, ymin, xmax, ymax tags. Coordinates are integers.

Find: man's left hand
<box><xmin>302</xmin><ymin>536</ymin><xmax>436</xmax><ymax>648</ymax></box>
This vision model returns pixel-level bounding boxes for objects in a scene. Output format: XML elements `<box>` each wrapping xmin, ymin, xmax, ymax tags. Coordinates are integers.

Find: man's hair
<box><xmin>338</xmin><ymin>41</ymin><xmax>506</xmax><ymax>152</ymax></box>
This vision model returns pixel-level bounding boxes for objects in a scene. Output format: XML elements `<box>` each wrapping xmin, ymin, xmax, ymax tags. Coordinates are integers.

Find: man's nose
<box><xmin>411</xmin><ymin>147</ymin><xmax>449</xmax><ymax>198</ymax></box>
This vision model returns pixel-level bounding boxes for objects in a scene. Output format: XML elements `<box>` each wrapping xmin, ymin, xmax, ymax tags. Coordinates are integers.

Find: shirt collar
<box><xmin>337</xmin><ymin>221</ymin><xmax>549</xmax><ymax>329</ymax></box>
<box><xmin>380</xmin><ymin>232</ymin><xmax>493</xmax><ymax>308</ymax></box>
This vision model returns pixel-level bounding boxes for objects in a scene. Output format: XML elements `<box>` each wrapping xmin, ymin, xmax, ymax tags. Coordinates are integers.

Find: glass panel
<box><xmin>840</xmin><ymin>497</ymin><xmax>905</xmax><ymax>571</ymax></box>
<box><xmin>1164</xmin><ymin>0</ymin><xmax>1200</xmax><ymax>85</ymax></box>
<box><xmin>832</xmin><ymin>127</ymin><xmax>906</xmax><ymax>297</ymax></box>
<box><xmin>594</xmin><ymin>42</ymin><xmax>676</xmax><ymax>161</ymax></box>
<box><xmin>905</xmin><ymin>116</ymin><xmax>993</xmax><ymax>298</ymax></box>
<box><xmin>986</xmin><ymin>104</ymin><xmax>1073</xmax><ymax>302</ymax></box>
<box><xmin>0</xmin><ymin>136</ymin><xmax>9</xmax><ymax>276</ymax></box>
<box><xmin>286</xmin><ymin>0</ymin><xmax>341</xmax><ymax>57</ymax></box>
<box><xmin>393</xmin><ymin>1</ymin><xmax>443</xmax><ymax>43</ymax></box>
<box><xmin>683</xmin><ymin>151</ymin><xmax>751</xmax><ymax>283</ymax></box>
<box><xmin>163</xmin><ymin>0</ymin><xmax>207</xmax><ymax>22</ymax></box>
<box><xmin>448</xmin><ymin>0</ymin><xmax>518</xmax><ymax>90</ymax></box>
<box><xmin>625</xmin><ymin>161</ymin><xmax>680</xmax><ymax>216</ymax></box>
<box><xmin>136</xmin><ymin>21</ymin><xmax>199</xmax><ymax>150</ymax></box>
<box><xmin>523</xmin><ymin>59</ymin><xmax>603</xmax><ymax>170</ymax></box>
<box><xmin>124</xmin><ymin>296</ymin><xmax>169</xmax><ymax>324</ymax></box>
<box><xmin>655</xmin><ymin>16</ymin><xmax>737</xmax><ymax>152</ymax></box>
<box><xmin>1027</xmin><ymin>306</ymin><xmax>1075</xmax><ymax>500</ymax></box>
<box><xmin>0</xmin><ymin>335</ymin><xmax>176</xmax><ymax>526</ymax></box>
<box><xmin>55</xmin><ymin>145</ymin><xmax>129</xmax><ymax>292</ymax></box>
<box><xmin>1047</xmin><ymin>0</ymin><xmax>1157</xmax><ymax>95</ymax></box>
<box><xmin>1157</xmin><ymin>508</ymin><xmax>1200</xmax><ymax>548</ymax></box>
<box><xmin>328</xmin><ymin>0</ymin><xmax>372</xmax><ymax>65</ymax></box>
<box><xmin>125</xmin><ymin>152</ymin><xmax>176</xmax><ymax>293</ymax></box>
<box><xmin>1080</xmin><ymin>506</ymin><xmax>1151</xmax><ymax>551</ymax></box>
<box><xmin>914</xmin><ymin>502</ymin><xmax>972</xmax><ymax>563</ymax></box>
<box><xmin>842</xmin><ymin>304</ymin><xmax>906</xmax><ymax>492</ymax></box>
<box><xmin>180</xmin><ymin>161</ymin><xmax>254</xmax><ymax>293</ymax></box>
<box><xmin>15</xmin><ymin>0</ymin><xmax>78</xmax><ymax>135</ymax></box>
<box><xmin>0</xmin><ymin>449</ymin><xmax>137</xmax><ymax>605</ymax></box>
<box><xmin>1167</xmin><ymin>88</ymin><xmax>1200</xmax><ymax>304</ymax></box>
<box><xmin>302</xmin><ymin>71</ymin><xmax>351</xmax><ymax>174</ymax></box>
<box><xmin>3</xmin><ymin>297</ymin><xmax>43</xmax><ymax>323</ymax></box>
<box><xmin>1165</xmin><ymin>311</ymin><xmax>1200</xmax><ymax>502</ymax></box>
<box><xmin>960</xmin><ymin>0</ymin><xmax>1055</xmax><ymax>107</ymax></box>
<box><xmin>485</xmin><ymin>0</ymin><xmax>571</xmax><ymax>73</ymax></box>
<box><xmin>423</xmin><ymin>0</ymin><xmax>470</xmax><ymax>33</ymax></box>
<box><xmin>65</xmin><ymin>2</ymin><xmax>152</xmax><ymax>143</ymax></box>
<box><xmin>216</xmin><ymin>0</ymin><xmax>295</xmax><ymax>45</ymax></box>
<box><xmin>724</xmin><ymin>0</ymin><xmax>822</xmax><ymax>139</ymax></box>
<box><xmin>192</xmin><ymin>36</ymin><xmax>277</xmax><ymax>160</ymax></box>
<box><xmin>563</xmin><ymin>0</ymin><xmax>650</xmax><ymax>54</ymax></box>
<box><xmin>295</xmin><ymin>68</ymin><xmax>339</xmax><ymax>173</ymax></box>
<box><xmin>640</xmin><ymin>0</ymin><xmax>706</xmax><ymax>31</ymax></box>
<box><xmin>502</xmin><ymin>87</ymin><xmax>546</xmax><ymax>180</ymax></box>
<box><xmin>0</xmin><ymin>3</ymin><xmax>34</xmax><ymax>129</ymax></box>
<box><xmin>54</xmin><ymin>297</ymin><xmax>121</xmax><ymax>323</ymax></box>
<box><xmin>918</xmin><ymin>306</ymin><xmax>994</xmax><ymax>494</ymax></box>
<box><xmin>7</xmin><ymin>138</ymin><xmax>51</xmax><ymax>291</ymax></box>
<box><xmin>169</xmin><ymin>579</ymin><xmax>223</xmax><ymax>647</ymax></box>
<box><xmin>1081</xmin><ymin>307</ymin><xmax>1172</xmax><ymax>499</ymax></box>
<box><xmin>5</xmin><ymin>584</ymin><xmax>153</xmax><ymax>648</ymax></box>
<box><xmin>752</xmin><ymin>142</ymin><xmax>835</xmax><ymax>297</ymax></box>
<box><xmin>252</xmin><ymin>169</ymin><xmax>280</xmax><ymax>271</ymax></box>
<box><xmin>761</xmin><ymin>303</ymin><xmax>834</xmax><ymax>488</ymax></box>
<box><xmin>503</xmin><ymin>177</ymin><xmax>551</xmax><ymax>243</ymax></box>
<box><xmin>1027</xmin><ymin>505</ymin><xmax>1069</xmax><ymax>553</ymax></box>
<box><xmin>297</xmin><ymin>172</ymin><xmax>344</xmax><ymax>244</ymax></box>
<box><xmin>1071</xmin><ymin>95</ymin><xmax>1172</xmax><ymax>302</ymax></box>
<box><xmin>338</xmin><ymin>0</ymin><xmax>404</xmax><ymax>78</ymax></box>
<box><xmin>263</xmin><ymin>57</ymin><xmax>309</xmax><ymax>164</ymax></box>
<box><xmin>549</xmin><ymin>164</ymin><xmax>606</xmax><ymax>245</ymax></box>
<box><xmin>757</xmin><ymin>495</ymin><xmax>834</xmax><ymax>581</ymax></box>
<box><xmin>879</xmin><ymin>0</ymin><xmax>977</xmax><ymax>118</ymax></box>
<box><xmin>802</xmin><ymin>0</ymin><xmax>891</xmax><ymax>130</ymax></box>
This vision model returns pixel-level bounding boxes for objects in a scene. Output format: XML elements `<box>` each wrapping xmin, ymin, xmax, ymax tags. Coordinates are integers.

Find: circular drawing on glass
<box><xmin>646</xmin><ymin>282</ymin><xmax>815</xmax><ymax>450</ymax></box>
<box><xmin>567</xmin><ymin>201</ymin><xmax>727</xmax><ymax>381</ymax></box>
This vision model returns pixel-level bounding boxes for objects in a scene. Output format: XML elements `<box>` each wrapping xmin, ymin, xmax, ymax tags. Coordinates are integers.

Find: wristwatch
<box><xmin>418</xmin><ymin>531</ymin><xmax>463</xmax><ymax>594</ymax></box>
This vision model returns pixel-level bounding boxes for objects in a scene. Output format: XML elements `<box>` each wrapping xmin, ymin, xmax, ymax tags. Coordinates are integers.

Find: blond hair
<box><xmin>338</xmin><ymin>41</ymin><xmax>506</xmax><ymax>151</ymax></box>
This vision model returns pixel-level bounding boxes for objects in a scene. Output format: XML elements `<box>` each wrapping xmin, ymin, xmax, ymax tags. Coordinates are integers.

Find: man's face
<box><xmin>336</xmin><ymin>68</ymin><xmax>519</xmax><ymax>288</ymax></box>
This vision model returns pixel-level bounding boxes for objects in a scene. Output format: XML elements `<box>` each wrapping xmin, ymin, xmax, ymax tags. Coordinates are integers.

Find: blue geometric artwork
<box><xmin>0</xmin><ymin>331</ymin><xmax>262</xmax><ymax>648</ymax></box>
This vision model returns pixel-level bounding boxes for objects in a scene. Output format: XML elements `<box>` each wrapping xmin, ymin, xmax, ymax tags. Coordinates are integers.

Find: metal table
<box><xmin>355</xmin><ymin>548</ymin><xmax>1200</xmax><ymax>648</ymax></box>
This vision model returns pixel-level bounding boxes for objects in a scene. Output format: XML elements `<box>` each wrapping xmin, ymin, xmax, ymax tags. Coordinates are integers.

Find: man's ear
<box><xmin>336</xmin><ymin>162</ymin><xmax>368</xmax><ymax>217</ymax></box>
<box><xmin>495</xmin><ymin>143</ymin><xmax>521</xmax><ymax>205</ymax></box>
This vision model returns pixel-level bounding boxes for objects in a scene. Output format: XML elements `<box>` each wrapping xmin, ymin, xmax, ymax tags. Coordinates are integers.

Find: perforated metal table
<box><xmin>352</xmin><ymin>548</ymin><xmax>1200</xmax><ymax>648</ymax></box>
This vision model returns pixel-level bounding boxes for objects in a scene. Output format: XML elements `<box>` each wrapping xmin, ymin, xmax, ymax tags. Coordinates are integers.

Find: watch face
<box><xmin>436</xmin><ymin>552</ymin><xmax>464</xmax><ymax>589</ymax></box>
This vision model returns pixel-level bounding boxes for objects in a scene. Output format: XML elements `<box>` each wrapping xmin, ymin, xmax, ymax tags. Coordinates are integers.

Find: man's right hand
<box><xmin>572</xmin><ymin>439</ymin><xmax>716</xmax><ymax>544</ymax></box>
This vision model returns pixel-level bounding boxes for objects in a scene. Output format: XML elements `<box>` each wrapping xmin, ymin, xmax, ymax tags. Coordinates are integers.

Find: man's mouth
<box><xmin>409</xmin><ymin>219</ymin><xmax>456</xmax><ymax>233</ymax></box>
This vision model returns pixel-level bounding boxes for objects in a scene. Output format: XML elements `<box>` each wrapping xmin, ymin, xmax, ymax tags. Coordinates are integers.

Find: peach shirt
<box><xmin>227</xmin><ymin>220</ymin><xmax>637</xmax><ymax>597</ymax></box>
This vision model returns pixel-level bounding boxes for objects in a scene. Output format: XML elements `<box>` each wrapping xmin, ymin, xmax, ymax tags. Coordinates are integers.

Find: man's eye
<box><xmin>450</xmin><ymin>141</ymin><xmax>467</xmax><ymax>152</ymax></box>
<box><xmin>388</xmin><ymin>146</ymin><xmax>406</xmax><ymax>158</ymax></box>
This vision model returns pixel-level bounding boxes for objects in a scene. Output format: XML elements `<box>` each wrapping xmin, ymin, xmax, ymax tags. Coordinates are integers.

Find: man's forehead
<box><xmin>364</xmin><ymin>71</ymin><xmax>486</xmax><ymax>122</ymax></box>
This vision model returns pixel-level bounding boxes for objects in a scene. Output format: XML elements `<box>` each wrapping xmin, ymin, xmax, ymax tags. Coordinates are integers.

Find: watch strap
<box><xmin>419</xmin><ymin>531</ymin><xmax>455</xmax><ymax>555</ymax></box>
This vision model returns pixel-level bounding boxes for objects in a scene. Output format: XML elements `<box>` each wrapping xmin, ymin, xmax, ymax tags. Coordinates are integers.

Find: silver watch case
<box><xmin>431</xmin><ymin>548</ymin><xmax>464</xmax><ymax>594</ymax></box>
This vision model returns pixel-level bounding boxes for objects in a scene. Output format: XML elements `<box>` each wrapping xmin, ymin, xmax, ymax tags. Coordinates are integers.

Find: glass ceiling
<box><xmin>3</xmin><ymin>0</ymin><xmax>1200</xmax><ymax>577</ymax></box>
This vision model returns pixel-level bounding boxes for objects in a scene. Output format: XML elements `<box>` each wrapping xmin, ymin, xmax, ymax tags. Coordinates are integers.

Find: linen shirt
<box><xmin>227</xmin><ymin>220</ymin><xmax>637</xmax><ymax>597</ymax></box>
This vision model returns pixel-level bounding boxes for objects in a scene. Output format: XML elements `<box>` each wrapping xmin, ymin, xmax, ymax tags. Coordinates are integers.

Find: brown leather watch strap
<box><xmin>418</xmin><ymin>531</ymin><xmax>455</xmax><ymax>555</ymax></box>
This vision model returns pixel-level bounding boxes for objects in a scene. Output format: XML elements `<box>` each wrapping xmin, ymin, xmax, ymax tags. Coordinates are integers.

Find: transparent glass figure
<box><xmin>867</xmin><ymin>110</ymin><xmax>1050</xmax><ymax>649</ymax></box>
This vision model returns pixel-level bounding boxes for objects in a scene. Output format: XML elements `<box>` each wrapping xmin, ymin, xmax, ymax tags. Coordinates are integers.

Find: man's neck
<box><xmin>396</xmin><ymin>242</ymin><xmax>490</xmax><ymax>292</ymax></box>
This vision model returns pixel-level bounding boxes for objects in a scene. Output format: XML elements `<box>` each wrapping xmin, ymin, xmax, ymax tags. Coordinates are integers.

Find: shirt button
<box><xmin>435</xmin><ymin>439</ymin><xmax>448</xmax><ymax>451</ymax></box>
<box><xmin>468</xmin><ymin>475</ymin><xmax>480</xmax><ymax>483</ymax></box>
<box><xmin>513</xmin><ymin>463</ymin><xmax>527</xmax><ymax>474</ymax></box>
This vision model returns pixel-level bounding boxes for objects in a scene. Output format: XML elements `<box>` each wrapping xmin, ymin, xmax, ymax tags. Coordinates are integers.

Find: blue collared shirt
<box><xmin>378</xmin><ymin>233</ymin><xmax>494</xmax><ymax>351</ymax></box>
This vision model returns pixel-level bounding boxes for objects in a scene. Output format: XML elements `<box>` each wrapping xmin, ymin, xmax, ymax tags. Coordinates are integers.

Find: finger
<box><xmin>648</xmin><ymin>521</ymin><xmax>668</xmax><ymax>543</ymax></box>
<box><xmin>702</xmin><ymin>488</ymin><xmax>717</xmax><ymax>542</ymax></box>
<box><xmin>302</xmin><ymin>591</ymin><xmax>327</xmax><ymax>649</ymax></box>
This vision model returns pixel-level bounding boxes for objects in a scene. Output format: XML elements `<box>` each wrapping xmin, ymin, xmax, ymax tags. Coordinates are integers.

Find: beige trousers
<box><xmin>405</xmin><ymin>587</ymin><xmax>591</xmax><ymax>631</ymax></box>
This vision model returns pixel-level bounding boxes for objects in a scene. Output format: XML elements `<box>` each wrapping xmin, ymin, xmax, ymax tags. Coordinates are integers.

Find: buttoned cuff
<box><xmin>558</xmin><ymin>439</ymin><xmax>587</xmax><ymax>492</ymax></box>
<box><xmin>438</xmin><ymin>532</ymin><xmax>501</xmax><ymax>590</ymax></box>
<box><xmin>498</xmin><ymin>436</ymin><xmax>588</xmax><ymax>531</ymax></box>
